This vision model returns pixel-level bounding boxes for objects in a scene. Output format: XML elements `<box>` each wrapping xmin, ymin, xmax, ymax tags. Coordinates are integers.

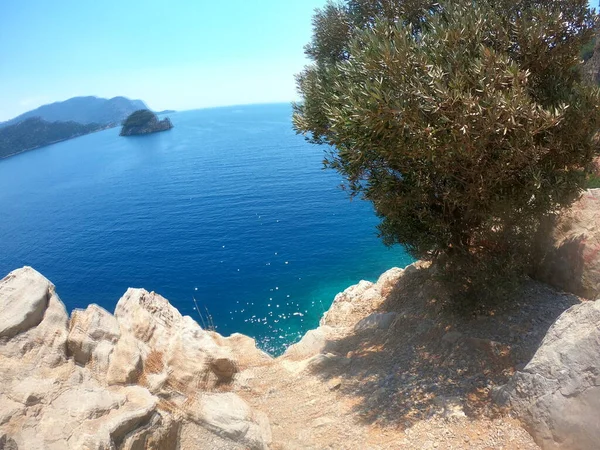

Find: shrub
<box><xmin>294</xmin><ymin>0</ymin><xmax>600</xmax><ymax>302</ymax></box>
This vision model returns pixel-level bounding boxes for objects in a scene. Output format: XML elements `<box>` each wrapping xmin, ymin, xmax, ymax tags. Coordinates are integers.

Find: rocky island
<box><xmin>120</xmin><ymin>109</ymin><xmax>173</xmax><ymax>136</ymax></box>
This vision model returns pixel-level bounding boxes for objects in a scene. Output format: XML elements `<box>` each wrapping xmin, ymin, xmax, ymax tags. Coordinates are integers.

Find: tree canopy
<box><xmin>293</xmin><ymin>0</ymin><xmax>600</xmax><ymax>300</ymax></box>
<box><xmin>122</xmin><ymin>109</ymin><xmax>157</xmax><ymax>128</ymax></box>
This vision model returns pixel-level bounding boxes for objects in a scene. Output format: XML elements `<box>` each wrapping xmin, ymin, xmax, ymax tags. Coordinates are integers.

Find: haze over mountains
<box><xmin>0</xmin><ymin>96</ymin><xmax>147</xmax><ymax>128</ymax></box>
<box><xmin>0</xmin><ymin>96</ymin><xmax>151</xmax><ymax>159</ymax></box>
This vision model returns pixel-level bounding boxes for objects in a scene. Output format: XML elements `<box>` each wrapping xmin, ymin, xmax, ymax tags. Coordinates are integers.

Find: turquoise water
<box><xmin>0</xmin><ymin>104</ymin><xmax>413</xmax><ymax>354</ymax></box>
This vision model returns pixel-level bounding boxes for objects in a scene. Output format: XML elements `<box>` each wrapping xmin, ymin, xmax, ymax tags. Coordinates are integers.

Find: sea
<box><xmin>0</xmin><ymin>103</ymin><xmax>413</xmax><ymax>355</ymax></box>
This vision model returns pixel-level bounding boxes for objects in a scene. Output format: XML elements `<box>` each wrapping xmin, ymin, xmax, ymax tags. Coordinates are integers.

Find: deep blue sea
<box><xmin>0</xmin><ymin>103</ymin><xmax>413</xmax><ymax>354</ymax></box>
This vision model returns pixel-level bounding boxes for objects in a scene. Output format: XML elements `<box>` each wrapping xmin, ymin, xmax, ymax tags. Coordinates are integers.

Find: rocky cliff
<box><xmin>0</xmin><ymin>268</ymin><xmax>271</xmax><ymax>449</ymax></box>
<box><xmin>2</xmin><ymin>192</ymin><xmax>600</xmax><ymax>449</ymax></box>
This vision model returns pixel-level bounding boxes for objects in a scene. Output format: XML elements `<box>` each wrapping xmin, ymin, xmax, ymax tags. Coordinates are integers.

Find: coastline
<box><xmin>0</xmin><ymin>123</ymin><xmax>115</xmax><ymax>160</ymax></box>
<box><xmin>0</xmin><ymin>259</ymin><xmax>592</xmax><ymax>449</ymax></box>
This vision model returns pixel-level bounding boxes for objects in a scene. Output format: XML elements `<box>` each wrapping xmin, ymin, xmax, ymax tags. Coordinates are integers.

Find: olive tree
<box><xmin>294</xmin><ymin>0</ymin><xmax>600</xmax><ymax>300</ymax></box>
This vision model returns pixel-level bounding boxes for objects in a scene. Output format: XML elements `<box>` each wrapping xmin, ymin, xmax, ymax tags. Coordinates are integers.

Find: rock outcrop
<box><xmin>495</xmin><ymin>300</ymin><xmax>600</xmax><ymax>450</ymax></box>
<box><xmin>0</xmin><ymin>267</ymin><xmax>68</xmax><ymax>368</ymax></box>
<box><xmin>0</xmin><ymin>267</ymin><xmax>271</xmax><ymax>450</ymax></box>
<box><xmin>2</xmin><ymin>255</ymin><xmax>599</xmax><ymax>448</ymax></box>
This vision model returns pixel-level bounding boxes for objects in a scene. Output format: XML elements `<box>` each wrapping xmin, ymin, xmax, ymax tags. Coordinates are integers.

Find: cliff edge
<box><xmin>2</xmin><ymin>192</ymin><xmax>600</xmax><ymax>449</ymax></box>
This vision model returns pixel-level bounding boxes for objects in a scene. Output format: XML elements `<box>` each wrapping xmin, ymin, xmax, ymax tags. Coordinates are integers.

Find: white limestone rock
<box><xmin>320</xmin><ymin>267</ymin><xmax>404</xmax><ymax>329</ymax></box>
<box><xmin>106</xmin><ymin>334</ymin><xmax>143</xmax><ymax>386</ymax></box>
<box><xmin>0</xmin><ymin>267</ymin><xmax>68</xmax><ymax>368</ymax></box>
<box><xmin>210</xmin><ymin>332</ymin><xmax>273</xmax><ymax>368</ymax></box>
<box><xmin>114</xmin><ymin>288</ymin><xmax>237</xmax><ymax>394</ymax></box>
<box><xmin>0</xmin><ymin>267</ymin><xmax>50</xmax><ymax>339</ymax></box>
<box><xmin>1</xmin><ymin>362</ymin><xmax>166</xmax><ymax>450</ymax></box>
<box><xmin>67</xmin><ymin>304</ymin><xmax>120</xmax><ymax>376</ymax></box>
<box><xmin>189</xmin><ymin>392</ymin><xmax>272</xmax><ymax>450</ymax></box>
<box><xmin>0</xmin><ymin>268</ymin><xmax>271</xmax><ymax>450</ymax></box>
<box><xmin>283</xmin><ymin>326</ymin><xmax>335</xmax><ymax>361</ymax></box>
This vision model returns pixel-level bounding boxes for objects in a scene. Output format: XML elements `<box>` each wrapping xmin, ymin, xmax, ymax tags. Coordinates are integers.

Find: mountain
<box><xmin>0</xmin><ymin>96</ymin><xmax>148</xmax><ymax>128</ymax></box>
<box><xmin>0</xmin><ymin>117</ymin><xmax>105</xmax><ymax>158</ymax></box>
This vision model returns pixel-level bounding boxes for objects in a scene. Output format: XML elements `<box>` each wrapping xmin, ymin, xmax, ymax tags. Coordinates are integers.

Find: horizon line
<box><xmin>1</xmin><ymin>98</ymin><xmax>299</xmax><ymax>123</ymax></box>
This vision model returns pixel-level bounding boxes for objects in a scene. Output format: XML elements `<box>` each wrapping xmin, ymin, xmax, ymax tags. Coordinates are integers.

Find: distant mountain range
<box><xmin>0</xmin><ymin>96</ymin><xmax>148</xmax><ymax>129</ymax></box>
<box><xmin>0</xmin><ymin>96</ymin><xmax>155</xmax><ymax>158</ymax></box>
<box><xmin>0</xmin><ymin>118</ymin><xmax>107</xmax><ymax>159</ymax></box>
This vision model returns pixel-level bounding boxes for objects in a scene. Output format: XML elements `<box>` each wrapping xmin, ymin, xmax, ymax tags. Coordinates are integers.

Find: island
<box><xmin>120</xmin><ymin>109</ymin><xmax>173</xmax><ymax>136</ymax></box>
<box><xmin>0</xmin><ymin>95</ymin><xmax>151</xmax><ymax>158</ymax></box>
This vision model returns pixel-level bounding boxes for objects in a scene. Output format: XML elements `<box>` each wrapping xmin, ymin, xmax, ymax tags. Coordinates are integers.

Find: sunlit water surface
<box><xmin>0</xmin><ymin>104</ymin><xmax>413</xmax><ymax>354</ymax></box>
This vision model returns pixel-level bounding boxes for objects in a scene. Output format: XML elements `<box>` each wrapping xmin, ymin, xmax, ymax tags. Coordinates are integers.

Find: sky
<box><xmin>1</xmin><ymin>1</ymin><xmax>599</xmax><ymax>121</ymax></box>
<box><xmin>0</xmin><ymin>0</ymin><xmax>326</xmax><ymax>121</ymax></box>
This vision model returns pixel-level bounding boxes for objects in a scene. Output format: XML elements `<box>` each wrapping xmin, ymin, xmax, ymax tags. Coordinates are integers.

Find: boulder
<box><xmin>375</xmin><ymin>267</ymin><xmax>405</xmax><ymax>297</ymax></box>
<box><xmin>283</xmin><ymin>267</ymin><xmax>406</xmax><ymax>365</ymax></box>
<box><xmin>0</xmin><ymin>267</ymin><xmax>68</xmax><ymax>368</ymax></box>
<box><xmin>321</xmin><ymin>280</ymin><xmax>375</xmax><ymax>328</ymax></box>
<box><xmin>283</xmin><ymin>326</ymin><xmax>335</xmax><ymax>361</ymax></box>
<box><xmin>354</xmin><ymin>312</ymin><xmax>397</xmax><ymax>332</ymax></box>
<box><xmin>495</xmin><ymin>300</ymin><xmax>600</xmax><ymax>449</ymax></box>
<box><xmin>0</xmin><ymin>267</ymin><xmax>50</xmax><ymax>339</ymax></box>
<box><xmin>106</xmin><ymin>334</ymin><xmax>143</xmax><ymax>385</ymax></box>
<box><xmin>320</xmin><ymin>266</ymin><xmax>405</xmax><ymax>329</ymax></box>
<box><xmin>189</xmin><ymin>392</ymin><xmax>272</xmax><ymax>450</ymax></box>
<box><xmin>209</xmin><ymin>332</ymin><xmax>273</xmax><ymax>368</ymax></box>
<box><xmin>115</xmin><ymin>288</ymin><xmax>237</xmax><ymax>394</ymax></box>
<box><xmin>120</xmin><ymin>411</ymin><xmax>179</xmax><ymax>450</ymax></box>
<box><xmin>67</xmin><ymin>304</ymin><xmax>120</xmax><ymax>375</ymax></box>
<box><xmin>64</xmin><ymin>385</ymin><xmax>160</xmax><ymax>450</ymax></box>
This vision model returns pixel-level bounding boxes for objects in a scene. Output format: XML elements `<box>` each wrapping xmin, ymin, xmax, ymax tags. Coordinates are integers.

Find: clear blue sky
<box><xmin>0</xmin><ymin>0</ymin><xmax>326</xmax><ymax>121</ymax></box>
<box><xmin>1</xmin><ymin>0</ymin><xmax>598</xmax><ymax>121</ymax></box>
